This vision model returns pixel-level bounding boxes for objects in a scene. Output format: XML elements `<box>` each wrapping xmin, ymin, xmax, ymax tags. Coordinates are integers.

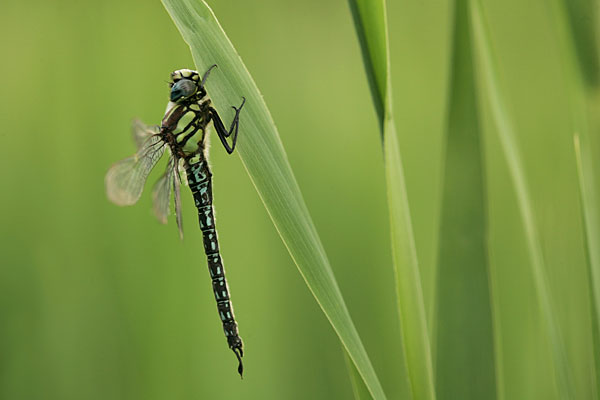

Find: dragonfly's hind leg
<box><xmin>210</xmin><ymin>97</ymin><xmax>246</xmax><ymax>154</ymax></box>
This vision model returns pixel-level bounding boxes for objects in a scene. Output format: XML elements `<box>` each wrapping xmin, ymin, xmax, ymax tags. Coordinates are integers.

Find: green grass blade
<box><xmin>470</xmin><ymin>1</ymin><xmax>575</xmax><ymax>398</ymax></box>
<box><xmin>434</xmin><ymin>1</ymin><xmax>497</xmax><ymax>398</ymax></box>
<box><xmin>159</xmin><ymin>1</ymin><xmax>386</xmax><ymax>398</ymax></box>
<box><xmin>344</xmin><ymin>350</ymin><xmax>372</xmax><ymax>400</ymax></box>
<box><xmin>562</xmin><ymin>0</ymin><xmax>599</xmax><ymax>89</ymax></box>
<box><xmin>574</xmin><ymin>134</ymin><xmax>600</xmax><ymax>399</ymax></box>
<box><xmin>347</xmin><ymin>0</ymin><xmax>387</xmax><ymax>129</ymax></box>
<box><xmin>552</xmin><ymin>0</ymin><xmax>600</xmax><ymax>395</ymax></box>
<box><xmin>348</xmin><ymin>0</ymin><xmax>436</xmax><ymax>399</ymax></box>
<box><xmin>384</xmin><ymin>126</ymin><xmax>436</xmax><ymax>400</ymax></box>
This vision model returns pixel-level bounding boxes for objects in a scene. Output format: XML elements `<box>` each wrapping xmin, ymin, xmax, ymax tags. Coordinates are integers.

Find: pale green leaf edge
<box><xmin>470</xmin><ymin>1</ymin><xmax>575</xmax><ymax>398</ymax></box>
<box><xmin>343</xmin><ymin>350</ymin><xmax>372</xmax><ymax>400</ymax></box>
<box><xmin>160</xmin><ymin>0</ymin><xmax>387</xmax><ymax>398</ymax></box>
<box><xmin>348</xmin><ymin>0</ymin><xmax>436</xmax><ymax>399</ymax></box>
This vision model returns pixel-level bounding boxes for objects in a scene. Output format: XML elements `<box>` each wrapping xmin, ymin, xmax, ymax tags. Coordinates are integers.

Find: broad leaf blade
<box><xmin>562</xmin><ymin>0</ymin><xmax>600</xmax><ymax>89</ymax></box>
<box><xmin>574</xmin><ymin>134</ymin><xmax>600</xmax><ymax>399</ymax></box>
<box><xmin>553</xmin><ymin>0</ymin><xmax>600</xmax><ymax>395</ymax></box>
<box><xmin>160</xmin><ymin>1</ymin><xmax>386</xmax><ymax>398</ymax></box>
<box><xmin>349</xmin><ymin>0</ymin><xmax>436</xmax><ymax>399</ymax></box>
<box><xmin>434</xmin><ymin>1</ymin><xmax>497</xmax><ymax>398</ymax></box>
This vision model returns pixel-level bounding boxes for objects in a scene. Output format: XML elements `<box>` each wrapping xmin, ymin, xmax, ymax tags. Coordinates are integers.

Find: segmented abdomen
<box><xmin>186</xmin><ymin>160</ymin><xmax>244</xmax><ymax>375</ymax></box>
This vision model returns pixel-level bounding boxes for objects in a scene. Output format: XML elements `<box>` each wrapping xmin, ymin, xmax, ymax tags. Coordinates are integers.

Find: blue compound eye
<box><xmin>170</xmin><ymin>79</ymin><xmax>197</xmax><ymax>102</ymax></box>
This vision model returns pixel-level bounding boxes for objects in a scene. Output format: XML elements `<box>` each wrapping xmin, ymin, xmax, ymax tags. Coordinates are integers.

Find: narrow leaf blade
<box><xmin>349</xmin><ymin>0</ymin><xmax>436</xmax><ymax>398</ymax></box>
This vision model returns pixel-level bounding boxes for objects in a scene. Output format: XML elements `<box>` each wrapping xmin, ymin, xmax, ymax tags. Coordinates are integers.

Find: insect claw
<box><xmin>200</xmin><ymin>64</ymin><xmax>218</xmax><ymax>89</ymax></box>
<box><xmin>232</xmin><ymin>97</ymin><xmax>246</xmax><ymax>112</ymax></box>
<box><xmin>232</xmin><ymin>347</ymin><xmax>244</xmax><ymax>378</ymax></box>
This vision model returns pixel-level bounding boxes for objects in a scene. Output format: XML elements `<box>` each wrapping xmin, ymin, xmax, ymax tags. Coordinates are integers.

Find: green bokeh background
<box><xmin>0</xmin><ymin>0</ymin><xmax>595</xmax><ymax>399</ymax></box>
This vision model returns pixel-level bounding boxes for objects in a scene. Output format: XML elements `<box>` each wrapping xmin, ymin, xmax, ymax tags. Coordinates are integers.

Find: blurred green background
<box><xmin>0</xmin><ymin>0</ymin><xmax>596</xmax><ymax>399</ymax></box>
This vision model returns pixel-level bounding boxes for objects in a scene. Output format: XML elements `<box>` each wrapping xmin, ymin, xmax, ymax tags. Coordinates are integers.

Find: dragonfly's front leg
<box><xmin>209</xmin><ymin>97</ymin><xmax>246</xmax><ymax>154</ymax></box>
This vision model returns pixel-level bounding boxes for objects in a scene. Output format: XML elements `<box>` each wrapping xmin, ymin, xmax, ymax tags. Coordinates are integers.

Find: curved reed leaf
<box><xmin>160</xmin><ymin>0</ymin><xmax>386</xmax><ymax>398</ymax></box>
<box><xmin>348</xmin><ymin>0</ymin><xmax>435</xmax><ymax>399</ymax></box>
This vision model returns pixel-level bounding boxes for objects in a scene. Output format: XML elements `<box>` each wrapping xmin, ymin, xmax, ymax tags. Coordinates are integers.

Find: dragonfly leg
<box><xmin>209</xmin><ymin>97</ymin><xmax>246</xmax><ymax>154</ymax></box>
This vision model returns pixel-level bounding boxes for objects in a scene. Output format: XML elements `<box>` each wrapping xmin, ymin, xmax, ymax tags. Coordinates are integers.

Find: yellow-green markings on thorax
<box><xmin>165</xmin><ymin>102</ymin><xmax>208</xmax><ymax>159</ymax></box>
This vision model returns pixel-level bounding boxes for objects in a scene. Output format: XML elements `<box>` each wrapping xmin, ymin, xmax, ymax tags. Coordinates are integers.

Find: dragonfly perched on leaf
<box><xmin>105</xmin><ymin>65</ymin><xmax>247</xmax><ymax>377</ymax></box>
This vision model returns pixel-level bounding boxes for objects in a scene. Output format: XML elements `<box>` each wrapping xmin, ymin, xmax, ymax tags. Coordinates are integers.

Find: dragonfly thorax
<box><xmin>161</xmin><ymin>97</ymin><xmax>213</xmax><ymax>163</ymax></box>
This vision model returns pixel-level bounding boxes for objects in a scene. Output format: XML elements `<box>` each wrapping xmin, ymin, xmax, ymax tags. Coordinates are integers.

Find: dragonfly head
<box><xmin>170</xmin><ymin>79</ymin><xmax>198</xmax><ymax>102</ymax></box>
<box><xmin>169</xmin><ymin>69</ymin><xmax>205</xmax><ymax>103</ymax></box>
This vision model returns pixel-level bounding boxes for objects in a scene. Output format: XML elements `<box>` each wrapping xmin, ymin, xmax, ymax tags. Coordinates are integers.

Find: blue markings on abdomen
<box><xmin>185</xmin><ymin>160</ymin><xmax>243</xmax><ymax>371</ymax></box>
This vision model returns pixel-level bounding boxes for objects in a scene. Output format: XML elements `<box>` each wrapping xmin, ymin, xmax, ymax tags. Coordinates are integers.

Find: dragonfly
<box><xmin>105</xmin><ymin>65</ymin><xmax>246</xmax><ymax>377</ymax></box>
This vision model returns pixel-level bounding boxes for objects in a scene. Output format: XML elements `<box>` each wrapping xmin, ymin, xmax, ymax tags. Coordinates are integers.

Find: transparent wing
<box><xmin>152</xmin><ymin>155</ymin><xmax>175</xmax><ymax>224</ymax></box>
<box><xmin>132</xmin><ymin>119</ymin><xmax>159</xmax><ymax>149</ymax></box>
<box><xmin>105</xmin><ymin>135</ymin><xmax>166</xmax><ymax>206</ymax></box>
<box><xmin>173</xmin><ymin>162</ymin><xmax>184</xmax><ymax>239</ymax></box>
<box><xmin>151</xmin><ymin>153</ymin><xmax>185</xmax><ymax>239</ymax></box>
